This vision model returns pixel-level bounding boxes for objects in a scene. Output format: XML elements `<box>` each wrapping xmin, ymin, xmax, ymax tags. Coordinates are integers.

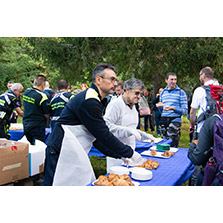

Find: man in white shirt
<box><xmin>190</xmin><ymin>67</ymin><xmax>219</xmax><ymax>137</ymax></box>
<box><xmin>189</xmin><ymin>66</ymin><xmax>219</xmax><ymax>186</ymax></box>
<box><xmin>95</xmin><ymin>77</ymin><xmax>156</xmax><ymax>172</ymax></box>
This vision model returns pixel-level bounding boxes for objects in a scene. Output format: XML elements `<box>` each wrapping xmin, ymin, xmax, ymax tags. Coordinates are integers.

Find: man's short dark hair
<box><xmin>58</xmin><ymin>79</ymin><xmax>68</xmax><ymax>90</ymax></box>
<box><xmin>166</xmin><ymin>72</ymin><xmax>177</xmax><ymax>80</ymax></box>
<box><xmin>92</xmin><ymin>63</ymin><xmax>116</xmax><ymax>82</ymax></box>
<box><xmin>34</xmin><ymin>75</ymin><xmax>46</xmax><ymax>87</ymax></box>
<box><xmin>200</xmin><ymin>67</ymin><xmax>214</xmax><ymax>79</ymax></box>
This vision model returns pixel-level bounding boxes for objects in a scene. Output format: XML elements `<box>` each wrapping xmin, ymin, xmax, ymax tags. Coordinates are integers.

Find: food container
<box><xmin>156</xmin><ymin>143</ymin><xmax>170</xmax><ymax>151</ymax></box>
<box><xmin>109</xmin><ymin>166</ymin><xmax>130</xmax><ymax>175</ymax></box>
<box><xmin>130</xmin><ymin>167</ymin><xmax>153</xmax><ymax>181</ymax></box>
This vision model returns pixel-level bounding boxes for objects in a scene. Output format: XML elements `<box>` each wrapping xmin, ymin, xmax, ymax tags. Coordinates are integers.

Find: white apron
<box><xmin>53</xmin><ymin>125</ymin><xmax>96</xmax><ymax>186</ymax></box>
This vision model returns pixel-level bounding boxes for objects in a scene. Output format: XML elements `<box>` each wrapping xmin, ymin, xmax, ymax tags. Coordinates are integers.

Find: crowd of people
<box><xmin>0</xmin><ymin>63</ymin><xmax>221</xmax><ymax>186</ymax></box>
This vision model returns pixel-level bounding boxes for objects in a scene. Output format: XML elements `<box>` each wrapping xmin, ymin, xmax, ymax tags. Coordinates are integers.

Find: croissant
<box><xmin>113</xmin><ymin>179</ymin><xmax>130</xmax><ymax>186</ymax></box>
<box><xmin>107</xmin><ymin>173</ymin><xmax>117</xmax><ymax>181</ymax></box>
<box><xmin>98</xmin><ymin>175</ymin><xmax>107</xmax><ymax>182</ymax></box>
<box><xmin>150</xmin><ymin>150</ymin><xmax>157</xmax><ymax>156</ymax></box>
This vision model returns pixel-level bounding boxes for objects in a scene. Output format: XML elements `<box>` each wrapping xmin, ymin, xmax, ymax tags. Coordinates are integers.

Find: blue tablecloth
<box><xmin>89</xmin><ymin>148</ymin><xmax>194</xmax><ymax>186</ymax></box>
<box><xmin>89</xmin><ymin>139</ymin><xmax>173</xmax><ymax>156</ymax></box>
<box><xmin>9</xmin><ymin>128</ymin><xmax>51</xmax><ymax>143</ymax></box>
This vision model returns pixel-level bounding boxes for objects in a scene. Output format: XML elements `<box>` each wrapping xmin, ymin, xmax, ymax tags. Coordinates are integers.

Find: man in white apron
<box><xmin>43</xmin><ymin>63</ymin><xmax>144</xmax><ymax>186</ymax></box>
<box><xmin>93</xmin><ymin>78</ymin><xmax>156</xmax><ymax>172</ymax></box>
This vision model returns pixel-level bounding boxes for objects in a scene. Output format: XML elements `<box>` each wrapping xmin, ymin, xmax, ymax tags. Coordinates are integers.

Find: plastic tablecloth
<box><xmin>9</xmin><ymin>128</ymin><xmax>51</xmax><ymax>143</ymax></box>
<box><xmin>89</xmin><ymin>148</ymin><xmax>194</xmax><ymax>186</ymax></box>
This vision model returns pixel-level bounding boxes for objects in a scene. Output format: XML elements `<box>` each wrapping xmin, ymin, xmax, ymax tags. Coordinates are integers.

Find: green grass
<box><xmin>90</xmin><ymin>115</ymin><xmax>191</xmax><ymax>178</ymax></box>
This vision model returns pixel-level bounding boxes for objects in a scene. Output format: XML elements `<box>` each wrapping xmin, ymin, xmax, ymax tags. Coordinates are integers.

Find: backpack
<box><xmin>200</xmin><ymin>114</ymin><xmax>223</xmax><ymax>186</ymax></box>
<box><xmin>197</xmin><ymin>84</ymin><xmax>223</xmax><ymax>123</ymax></box>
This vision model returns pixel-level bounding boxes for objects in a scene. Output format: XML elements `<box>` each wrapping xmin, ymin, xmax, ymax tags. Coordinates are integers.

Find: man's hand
<box><xmin>130</xmin><ymin>129</ymin><xmax>141</xmax><ymax>141</ymax></box>
<box><xmin>137</xmin><ymin>130</ymin><xmax>156</xmax><ymax>142</ymax></box>
<box><xmin>164</xmin><ymin>106</ymin><xmax>176</xmax><ymax>111</ymax></box>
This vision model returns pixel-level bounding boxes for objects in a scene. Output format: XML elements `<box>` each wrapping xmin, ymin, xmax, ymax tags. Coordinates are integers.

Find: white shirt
<box><xmin>191</xmin><ymin>79</ymin><xmax>219</xmax><ymax>132</ymax></box>
<box><xmin>104</xmin><ymin>95</ymin><xmax>139</xmax><ymax>172</ymax></box>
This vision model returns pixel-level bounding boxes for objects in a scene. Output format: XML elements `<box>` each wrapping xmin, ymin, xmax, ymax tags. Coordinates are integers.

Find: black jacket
<box><xmin>47</xmin><ymin>83</ymin><xmax>134</xmax><ymax>158</ymax></box>
<box><xmin>188</xmin><ymin>115</ymin><xmax>222</xmax><ymax>166</ymax></box>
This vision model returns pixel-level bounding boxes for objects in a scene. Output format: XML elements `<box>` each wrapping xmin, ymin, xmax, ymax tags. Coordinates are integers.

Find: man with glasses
<box><xmin>93</xmin><ymin>77</ymin><xmax>156</xmax><ymax>172</ymax></box>
<box><xmin>43</xmin><ymin>63</ymin><xmax>144</xmax><ymax>186</ymax></box>
<box><xmin>159</xmin><ymin>72</ymin><xmax>188</xmax><ymax>147</ymax></box>
<box><xmin>0</xmin><ymin>83</ymin><xmax>24</xmax><ymax>139</ymax></box>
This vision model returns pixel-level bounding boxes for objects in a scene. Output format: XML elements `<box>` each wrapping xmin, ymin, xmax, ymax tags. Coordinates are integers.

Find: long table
<box><xmin>89</xmin><ymin>147</ymin><xmax>194</xmax><ymax>186</ymax></box>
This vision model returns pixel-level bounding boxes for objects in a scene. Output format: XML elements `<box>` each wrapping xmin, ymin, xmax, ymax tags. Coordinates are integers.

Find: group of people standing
<box><xmin>0</xmin><ymin>62</ymin><xmax>219</xmax><ymax>186</ymax></box>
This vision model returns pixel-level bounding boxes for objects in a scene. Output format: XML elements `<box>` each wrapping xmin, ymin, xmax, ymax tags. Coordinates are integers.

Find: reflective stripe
<box><xmin>4</xmin><ymin>94</ymin><xmax>11</xmax><ymax>105</ymax></box>
<box><xmin>0</xmin><ymin>111</ymin><xmax>6</xmax><ymax>119</ymax></box>
<box><xmin>60</xmin><ymin>94</ymin><xmax>69</xmax><ymax>103</ymax></box>
<box><xmin>85</xmin><ymin>88</ymin><xmax>100</xmax><ymax>101</ymax></box>
<box><xmin>39</xmin><ymin>91</ymin><xmax>48</xmax><ymax>105</ymax></box>
<box><xmin>51</xmin><ymin>92</ymin><xmax>69</xmax><ymax>104</ymax></box>
<box><xmin>51</xmin><ymin>116</ymin><xmax>60</xmax><ymax>121</ymax></box>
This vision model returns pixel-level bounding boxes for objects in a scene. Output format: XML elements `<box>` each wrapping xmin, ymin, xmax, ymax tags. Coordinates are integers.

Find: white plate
<box><xmin>92</xmin><ymin>179</ymin><xmax>140</xmax><ymax>186</ymax></box>
<box><xmin>130</xmin><ymin>167</ymin><xmax>153</xmax><ymax>181</ymax></box>
<box><xmin>150</xmin><ymin>146</ymin><xmax>178</xmax><ymax>153</ymax></box>
<box><xmin>141</xmin><ymin>150</ymin><xmax>170</xmax><ymax>159</ymax></box>
<box><xmin>110</xmin><ymin>166</ymin><xmax>130</xmax><ymax>175</ymax></box>
<box><xmin>143</xmin><ymin>138</ymin><xmax>163</xmax><ymax>143</ymax></box>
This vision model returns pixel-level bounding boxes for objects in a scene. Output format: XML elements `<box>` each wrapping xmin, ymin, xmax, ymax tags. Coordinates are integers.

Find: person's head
<box><xmin>11</xmin><ymin>83</ymin><xmax>23</xmax><ymax>97</ymax></box>
<box><xmin>158</xmin><ymin>88</ymin><xmax>163</xmax><ymax>95</ymax></box>
<box><xmin>58</xmin><ymin>79</ymin><xmax>69</xmax><ymax>91</ymax></box>
<box><xmin>7</xmin><ymin>81</ymin><xmax>14</xmax><ymax>90</ymax></box>
<box><xmin>80</xmin><ymin>83</ymin><xmax>88</xmax><ymax>91</ymax></box>
<box><xmin>34</xmin><ymin>75</ymin><xmax>47</xmax><ymax>91</ymax></box>
<box><xmin>144</xmin><ymin>88</ymin><xmax>151</xmax><ymax>97</ymax></box>
<box><xmin>67</xmin><ymin>84</ymin><xmax>71</xmax><ymax>92</ymax></box>
<box><xmin>44</xmin><ymin>81</ymin><xmax>50</xmax><ymax>89</ymax></box>
<box><xmin>116</xmin><ymin>80</ymin><xmax>124</xmax><ymax>96</ymax></box>
<box><xmin>199</xmin><ymin>66</ymin><xmax>214</xmax><ymax>85</ymax></box>
<box><xmin>165</xmin><ymin>72</ymin><xmax>177</xmax><ymax>90</ymax></box>
<box><xmin>92</xmin><ymin>63</ymin><xmax>117</xmax><ymax>99</ymax></box>
<box><xmin>123</xmin><ymin>78</ymin><xmax>145</xmax><ymax>106</ymax></box>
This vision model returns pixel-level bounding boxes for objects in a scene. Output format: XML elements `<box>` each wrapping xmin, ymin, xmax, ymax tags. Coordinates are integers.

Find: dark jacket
<box><xmin>47</xmin><ymin>83</ymin><xmax>134</xmax><ymax>158</ymax></box>
<box><xmin>188</xmin><ymin>115</ymin><xmax>222</xmax><ymax>165</ymax></box>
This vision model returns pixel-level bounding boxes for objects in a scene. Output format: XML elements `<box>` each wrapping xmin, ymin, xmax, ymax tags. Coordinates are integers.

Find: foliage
<box><xmin>1</xmin><ymin>37</ymin><xmax>223</xmax><ymax>95</ymax></box>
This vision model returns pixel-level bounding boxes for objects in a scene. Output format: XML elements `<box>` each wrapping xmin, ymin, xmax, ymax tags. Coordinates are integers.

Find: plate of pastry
<box><xmin>141</xmin><ymin>150</ymin><xmax>175</xmax><ymax>159</ymax></box>
<box><xmin>92</xmin><ymin>173</ymin><xmax>140</xmax><ymax>186</ymax></box>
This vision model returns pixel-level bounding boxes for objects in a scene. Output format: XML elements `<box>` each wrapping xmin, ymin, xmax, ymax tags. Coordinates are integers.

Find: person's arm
<box><xmin>79</xmin><ymin>98</ymin><xmax>134</xmax><ymax>159</ymax></box>
<box><xmin>14</xmin><ymin>107</ymin><xmax>24</xmax><ymax>117</ymax></box>
<box><xmin>190</xmin><ymin>107</ymin><xmax>197</xmax><ymax>129</ymax></box>
<box><xmin>40</xmin><ymin>94</ymin><xmax>50</xmax><ymax>119</ymax></box>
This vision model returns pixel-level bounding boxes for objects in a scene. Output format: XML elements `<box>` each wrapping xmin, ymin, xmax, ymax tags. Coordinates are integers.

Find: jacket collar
<box><xmin>90</xmin><ymin>83</ymin><xmax>102</xmax><ymax>100</ymax></box>
<box><xmin>164</xmin><ymin>84</ymin><xmax>180</xmax><ymax>91</ymax></box>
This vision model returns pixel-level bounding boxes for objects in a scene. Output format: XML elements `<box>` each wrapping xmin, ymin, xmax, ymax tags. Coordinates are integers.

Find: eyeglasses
<box><xmin>100</xmin><ymin>76</ymin><xmax>117</xmax><ymax>83</ymax></box>
<box><xmin>132</xmin><ymin>90</ymin><xmax>143</xmax><ymax>96</ymax></box>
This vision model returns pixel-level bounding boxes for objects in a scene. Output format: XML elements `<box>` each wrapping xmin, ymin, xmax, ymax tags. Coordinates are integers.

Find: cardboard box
<box><xmin>29</xmin><ymin>145</ymin><xmax>46</xmax><ymax>176</ymax></box>
<box><xmin>18</xmin><ymin>137</ymin><xmax>47</xmax><ymax>176</ymax></box>
<box><xmin>0</xmin><ymin>139</ymin><xmax>29</xmax><ymax>185</ymax></box>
